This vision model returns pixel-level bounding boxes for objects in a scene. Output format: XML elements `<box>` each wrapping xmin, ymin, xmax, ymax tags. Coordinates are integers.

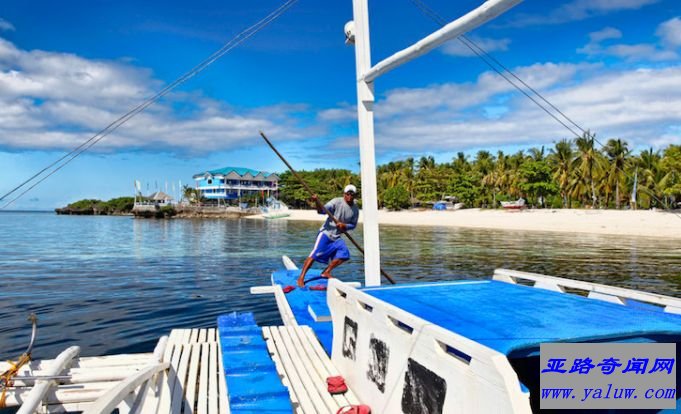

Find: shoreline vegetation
<box><xmin>56</xmin><ymin>140</ymin><xmax>680</xmax><ymax>235</ymax></box>
<box><xmin>276</xmin><ymin>141</ymin><xmax>680</xmax><ymax>211</ymax></box>
<box><xmin>55</xmin><ymin>197</ymin><xmax>135</xmax><ymax>216</ymax></box>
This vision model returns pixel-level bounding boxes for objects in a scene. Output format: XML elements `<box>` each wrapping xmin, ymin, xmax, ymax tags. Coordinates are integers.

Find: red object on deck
<box><xmin>337</xmin><ymin>405</ymin><xmax>371</xmax><ymax>414</ymax></box>
<box><xmin>327</xmin><ymin>376</ymin><xmax>348</xmax><ymax>394</ymax></box>
<box><xmin>309</xmin><ymin>285</ymin><xmax>327</xmax><ymax>291</ymax></box>
<box><xmin>282</xmin><ymin>285</ymin><xmax>295</xmax><ymax>293</ymax></box>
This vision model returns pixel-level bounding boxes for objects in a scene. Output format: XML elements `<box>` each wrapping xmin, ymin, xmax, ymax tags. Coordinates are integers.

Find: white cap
<box><xmin>344</xmin><ymin>184</ymin><xmax>357</xmax><ymax>194</ymax></box>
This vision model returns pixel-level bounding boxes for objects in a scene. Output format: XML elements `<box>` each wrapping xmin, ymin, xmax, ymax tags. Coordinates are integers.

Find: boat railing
<box><xmin>493</xmin><ymin>268</ymin><xmax>681</xmax><ymax>314</ymax></box>
<box><xmin>326</xmin><ymin>278</ymin><xmax>532</xmax><ymax>413</ymax></box>
<box><xmin>82</xmin><ymin>362</ymin><xmax>170</xmax><ymax>414</ymax></box>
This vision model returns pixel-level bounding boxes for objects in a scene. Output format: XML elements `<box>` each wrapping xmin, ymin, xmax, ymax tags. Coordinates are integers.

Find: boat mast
<box><xmin>349</xmin><ymin>0</ymin><xmax>523</xmax><ymax>287</ymax></box>
<box><xmin>350</xmin><ymin>0</ymin><xmax>381</xmax><ymax>287</ymax></box>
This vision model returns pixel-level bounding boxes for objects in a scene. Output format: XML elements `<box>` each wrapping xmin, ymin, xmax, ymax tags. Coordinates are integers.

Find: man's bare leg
<box><xmin>297</xmin><ymin>257</ymin><xmax>315</xmax><ymax>287</ymax></box>
<box><xmin>321</xmin><ymin>258</ymin><xmax>346</xmax><ymax>278</ymax></box>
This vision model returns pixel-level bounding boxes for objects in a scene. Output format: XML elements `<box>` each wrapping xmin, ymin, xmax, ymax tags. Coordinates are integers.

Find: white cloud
<box><xmin>0</xmin><ymin>37</ymin><xmax>318</xmax><ymax>153</ymax></box>
<box><xmin>377</xmin><ymin>62</ymin><xmax>587</xmax><ymax>119</ymax></box>
<box><xmin>322</xmin><ymin>64</ymin><xmax>681</xmax><ymax>154</ymax></box>
<box><xmin>441</xmin><ymin>36</ymin><xmax>511</xmax><ymax>57</ymax></box>
<box><xmin>656</xmin><ymin>17</ymin><xmax>681</xmax><ymax>49</ymax></box>
<box><xmin>508</xmin><ymin>0</ymin><xmax>660</xmax><ymax>27</ymax></box>
<box><xmin>578</xmin><ymin>21</ymin><xmax>680</xmax><ymax>62</ymax></box>
<box><xmin>588</xmin><ymin>27</ymin><xmax>622</xmax><ymax>43</ymax></box>
<box><xmin>0</xmin><ymin>18</ymin><xmax>14</xmax><ymax>32</ymax></box>
<box><xmin>317</xmin><ymin>104</ymin><xmax>356</xmax><ymax>122</ymax></box>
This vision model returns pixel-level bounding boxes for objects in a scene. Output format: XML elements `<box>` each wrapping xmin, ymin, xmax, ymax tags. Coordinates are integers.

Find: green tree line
<box><xmin>278</xmin><ymin>136</ymin><xmax>681</xmax><ymax>211</ymax></box>
<box><xmin>63</xmin><ymin>197</ymin><xmax>135</xmax><ymax>214</ymax></box>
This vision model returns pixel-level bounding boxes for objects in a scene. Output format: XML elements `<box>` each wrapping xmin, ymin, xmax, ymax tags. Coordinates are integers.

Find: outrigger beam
<box><xmin>363</xmin><ymin>0</ymin><xmax>523</xmax><ymax>83</ymax></box>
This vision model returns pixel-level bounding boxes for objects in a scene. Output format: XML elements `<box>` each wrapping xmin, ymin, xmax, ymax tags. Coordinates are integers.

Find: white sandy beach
<box><xmin>251</xmin><ymin>208</ymin><xmax>681</xmax><ymax>239</ymax></box>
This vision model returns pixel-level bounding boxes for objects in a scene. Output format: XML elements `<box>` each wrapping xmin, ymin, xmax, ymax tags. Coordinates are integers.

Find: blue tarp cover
<box><xmin>362</xmin><ymin>280</ymin><xmax>681</xmax><ymax>357</ymax></box>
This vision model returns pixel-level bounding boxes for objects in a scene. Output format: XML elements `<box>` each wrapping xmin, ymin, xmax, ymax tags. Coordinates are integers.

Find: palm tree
<box><xmin>418</xmin><ymin>155</ymin><xmax>436</xmax><ymax>172</ymax></box>
<box><xmin>451</xmin><ymin>152</ymin><xmax>470</xmax><ymax>174</ymax></box>
<box><xmin>493</xmin><ymin>151</ymin><xmax>509</xmax><ymax>203</ymax></box>
<box><xmin>507</xmin><ymin>151</ymin><xmax>525</xmax><ymax>198</ymax></box>
<box><xmin>659</xmin><ymin>145</ymin><xmax>681</xmax><ymax>208</ymax></box>
<box><xmin>475</xmin><ymin>151</ymin><xmax>495</xmax><ymax>206</ymax></box>
<box><xmin>574</xmin><ymin>132</ymin><xmax>601</xmax><ymax>208</ymax></box>
<box><xmin>549</xmin><ymin>139</ymin><xmax>574</xmax><ymax>208</ymax></box>
<box><xmin>634</xmin><ymin>148</ymin><xmax>661</xmax><ymax>209</ymax></box>
<box><xmin>529</xmin><ymin>146</ymin><xmax>546</xmax><ymax>162</ymax></box>
<box><xmin>182</xmin><ymin>184</ymin><xmax>201</xmax><ymax>204</ymax></box>
<box><xmin>603</xmin><ymin>138</ymin><xmax>630</xmax><ymax>209</ymax></box>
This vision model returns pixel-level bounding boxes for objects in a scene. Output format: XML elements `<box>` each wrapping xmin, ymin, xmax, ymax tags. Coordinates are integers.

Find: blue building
<box><xmin>192</xmin><ymin>167</ymin><xmax>280</xmax><ymax>204</ymax></box>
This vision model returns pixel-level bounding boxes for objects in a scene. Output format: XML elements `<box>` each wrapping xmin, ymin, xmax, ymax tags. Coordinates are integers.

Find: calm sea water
<box><xmin>1</xmin><ymin>211</ymin><xmax>680</xmax><ymax>360</ymax></box>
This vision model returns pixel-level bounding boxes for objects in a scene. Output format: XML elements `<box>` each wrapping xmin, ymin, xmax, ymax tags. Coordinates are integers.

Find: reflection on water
<box><xmin>0</xmin><ymin>211</ymin><xmax>679</xmax><ymax>359</ymax></box>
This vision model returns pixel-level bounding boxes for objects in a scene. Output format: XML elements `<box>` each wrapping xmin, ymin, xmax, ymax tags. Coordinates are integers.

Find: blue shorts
<box><xmin>308</xmin><ymin>232</ymin><xmax>350</xmax><ymax>264</ymax></box>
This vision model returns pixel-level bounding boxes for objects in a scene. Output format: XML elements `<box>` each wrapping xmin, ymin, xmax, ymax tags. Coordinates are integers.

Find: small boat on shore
<box><xmin>261</xmin><ymin>197</ymin><xmax>291</xmax><ymax>219</ymax></box>
<box><xmin>501</xmin><ymin>198</ymin><xmax>526</xmax><ymax>210</ymax></box>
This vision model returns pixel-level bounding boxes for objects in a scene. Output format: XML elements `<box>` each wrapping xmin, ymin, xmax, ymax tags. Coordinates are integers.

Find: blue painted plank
<box><xmin>217</xmin><ymin>312</ymin><xmax>293</xmax><ymax>413</ymax></box>
<box><xmin>271</xmin><ymin>269</ymin><xmax>334</xmax><ymax>354</ymax></box>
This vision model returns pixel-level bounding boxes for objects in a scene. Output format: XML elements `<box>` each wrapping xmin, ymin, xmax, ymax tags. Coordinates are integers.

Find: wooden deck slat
<box><xmin>275</xmin><ymin>327</ymin><xmax>339</xmax><ymax>413</ymax></box>
<box><xmin>262</xmin><ymin>328</ymin><xmax>301</xmax><ymax>411</ymax></box>
<box><xmin>184</xmin><ymin>344</ymin><xmax>201</xmax><ymax>413</ymax></box>
<box><xmin>170</xmin><ymin>345</ymin><xmax>192</xmax><ymax>414</ymax></box>
<box><xmin>181</xmin><ymin>329</ymin><xmax>192</xmax><ymax>344</ymax></box>
<box><xmin>208</xmin><ymin>342</ymin><xmax>219</xmax><ymax>414</ymax></box>
<box><xmin>284</xmin><ymin>327</ymin><xmax>353</xmax><ymax>408</ymax></box>
<box><xmin>198</xmin><ymin>343</ymin><xmax>209</xmax><ymax>414</ymax></box>
<box><xmin>263</xmin><ymin>326</ymin><xmax>362</xmax><ymax>414</ymax></box>
<box><xmin>297</xmin><ymin>327</ymin><xmax>360</xmax><ymax>406</ymax></box>
<box><xmin>130</xmin><ymin>371</ymin><xmax>159</xmax><ymax>414</ymax></box>
<box><xmin>266</xmin><ymin>327</ymin><xmax>318</xmax><ymax>414</ymax></box>
<box><xmin>262</xmin><ymin>327</ymin><xmax>305</xmax><ymax>414</ymax></box>
<box><xmin>216</xmin><ymin>341</ymin><xmax>229</xmax><ymax>414</ymax></box>
<box><xmin>155</xmin><ymin>343</ymin><xmax>181</xmax><ymax>414</ymax></box>
<box><xmin>168</xmin><ymin>329</ymin><xmax>182</xmax><ymax>344</ymax></box>
<box><xmin>6</xmin><ymin>329</ymin><xmax>228</xmax><ymax>413</ymax></box>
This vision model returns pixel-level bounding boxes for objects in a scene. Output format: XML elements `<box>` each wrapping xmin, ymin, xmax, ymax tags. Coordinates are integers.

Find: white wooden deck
<box><xmin>129</xmin><ymin>328</ymin><xmax>229</xmax><ymax>414</ymax></box>
<box><xmin>263</xmin><ymin>325</ymin><xmax>360</xmax><ymax>414</ymax></box>
<box><xmin>1</xmin><ymin>328</ymin><xmax>229</xmax><ymax>414</ymax></box>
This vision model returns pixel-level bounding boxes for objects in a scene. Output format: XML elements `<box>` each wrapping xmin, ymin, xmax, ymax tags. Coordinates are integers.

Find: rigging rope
<box><xmin>407</xmin><ymin>0</ymin><xmax>680</xmax><ymax>216</ymax></box>
<box><xmin>0</xmin><ymin>0</ymin><xmax>300</xmax><ymax>209</ymax></box>
<box><xmin>0</xmin><ymin>314</ymin><xmax>37</xmax><ymax>408</ymax></box>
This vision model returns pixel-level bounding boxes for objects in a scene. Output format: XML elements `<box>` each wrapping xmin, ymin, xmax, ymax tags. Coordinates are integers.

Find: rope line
<box><xmin>0</xmin><ymin>353</ymin><xmax>32</xmax><ymax>408</ymax></box>
<box><xmin>0</xmin><ymin>0</ymin><xmax>300</xmax><ymax>209</ymax></box>
<box><xmin>407</xmin><ymin>0</ymin><xmax>680</xmax><ymax>216</ymax></box>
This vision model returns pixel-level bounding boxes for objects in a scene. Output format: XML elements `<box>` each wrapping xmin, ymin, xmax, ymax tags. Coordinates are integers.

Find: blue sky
<box><xmin>1</xmin><ymin>0</ymin><xmax>680</xmax><ymax>209</ymax></box>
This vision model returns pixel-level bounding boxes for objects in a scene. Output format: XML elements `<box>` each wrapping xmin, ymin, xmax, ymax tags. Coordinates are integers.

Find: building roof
<box><xmin>192</xmin><ymin>166</ymin><xmax>279</xmax><ymax>180</ymax></box>
<box><xmin>147</xmin><ymin>191</ymin><xmax>174</xmax><ymax>201</ymax></box>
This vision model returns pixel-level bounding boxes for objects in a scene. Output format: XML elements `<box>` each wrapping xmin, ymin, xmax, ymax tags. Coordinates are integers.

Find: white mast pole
<box><xmin>351</xmin><ymin>0</ymin><xmax>381</xmax><ymax>287</ymax></box>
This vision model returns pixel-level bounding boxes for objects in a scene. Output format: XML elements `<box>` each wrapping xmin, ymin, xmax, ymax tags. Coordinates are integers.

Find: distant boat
<box><xmin>500</xmin><ymin>198</ymin><xmax>526</xmax><ymax>210</ymax></box>
<box><xmin>261</xmin><ymin>197</ymin><xmax>290</xmax><ymax>219</ymax></box>
<box><xmin>433</xmin><ymin>201</ymin><xmax>464</xmax><ymax>210</ymax></box>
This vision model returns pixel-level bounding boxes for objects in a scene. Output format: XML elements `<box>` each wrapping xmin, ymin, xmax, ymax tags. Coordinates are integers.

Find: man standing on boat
<box><xmin>297</xmin><ymin>185</ymin><xmax>359</xmax><ymax>287</ymax></box>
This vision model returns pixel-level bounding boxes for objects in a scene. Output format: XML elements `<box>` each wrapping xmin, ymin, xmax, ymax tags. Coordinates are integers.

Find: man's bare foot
<box><xmin>297</xmin><ymin>277</ymin><xmax>305</xmax><ymax>287</ymax></box>
<box><xmin>320</xmin><ymin>272</ymin><xmax>333</xmax><ymax>279</ymax></box>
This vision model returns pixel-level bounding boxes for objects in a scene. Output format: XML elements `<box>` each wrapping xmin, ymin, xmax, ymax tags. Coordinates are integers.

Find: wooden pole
<box><xmin>259</xmin><ymin>131</ymin><xmax>396</xmax><ymax>285</ymax></box>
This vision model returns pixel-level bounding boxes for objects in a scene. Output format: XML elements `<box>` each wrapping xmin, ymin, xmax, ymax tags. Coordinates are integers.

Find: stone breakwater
<box><xmin>132</xmin><ymin>204</ymin><xmax>260</xmax><ymax>219</ymax></box>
